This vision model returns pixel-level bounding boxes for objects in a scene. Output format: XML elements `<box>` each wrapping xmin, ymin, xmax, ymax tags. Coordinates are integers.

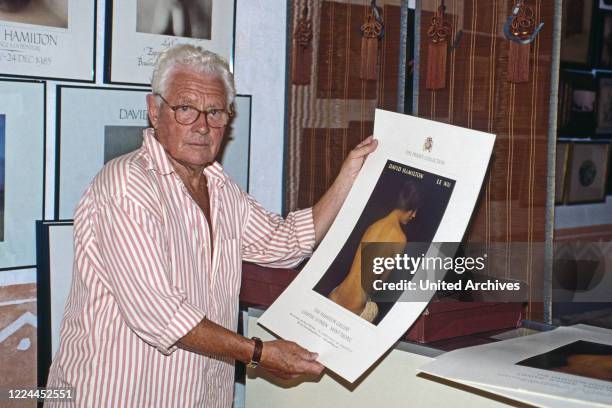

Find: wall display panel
<box><xmin>0</xmin><ymin>1</ymin><xmax>95</xmax><ymax>81</ymax></box>
<box><xmin>0</xmin><ymin>79</ymin><xmax>44</xmax><ymax>270</ymax></box>
<box><xmin>105</xmin><ymin>0</ymin><xmax>235</xmax><ymax>85</ymax></box>
<box><xmin>566</xmin><ymin>142</ymin><xmax>610</xmax><ymax>204</ymax></box>
<box><xmin>55</xmin><ymin>86</ymin><xmax>252</xmax><ymax>218</ymax></box>
<box><xmin>284</xmin><ymin>0</ymin><xmax>408</xmax><ymax>212</ymax></box>
<box><xmin>417</xmin><ymin>0</ymin><xmax>555</xmax><ymax>321</ymax></box>
<box><xmin>35</xmin><ymin>220</ymin><xmax>73</xmax><ymax>387</ymax></box>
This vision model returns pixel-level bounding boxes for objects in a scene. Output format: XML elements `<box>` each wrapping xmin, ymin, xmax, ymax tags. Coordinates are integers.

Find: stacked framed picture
<box><xmin>0</xmin><ymin>1</ymin><xmax>96</xmax><ymax>81</ymax></box>
<box><xmin>105</xmin><ymin>0</ymin><xmax>236</xmax><ymax>85</ymax></box>
<box><xmin>0</xmin><ymin>79</ymin><xmax>45</xmax><ymax>270</ymax></box>
<box><xmin>565</xmin><ymin>142</ymin><xmax>610</xmax><ymax>204</ymax></box>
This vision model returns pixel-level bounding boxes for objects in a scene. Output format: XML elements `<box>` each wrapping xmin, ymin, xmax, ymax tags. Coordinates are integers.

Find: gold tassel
<box><xmin>359</xmin><ymin>1</ymin><xmax>384</xmax><ymax>81</ymax></box>
<box><xmin>426</xmin><ymin>4</ymin><xmax>452</xmax><ymax>90</ymax></box>
<box><xmin>292</xmin><ymin>2</ymin><xmax>313</xmax><ymax>85</ymax></box>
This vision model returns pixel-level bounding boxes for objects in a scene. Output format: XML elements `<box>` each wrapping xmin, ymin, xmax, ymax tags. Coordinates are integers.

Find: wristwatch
<box><xmin>247</xmin><ymin>337</ymin><xmax>263</xmax><ymax>368</ymax></box>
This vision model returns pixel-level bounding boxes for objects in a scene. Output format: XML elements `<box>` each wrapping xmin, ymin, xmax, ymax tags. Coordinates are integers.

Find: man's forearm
<box><xmin>178</xmin><ymin>317</ymin><xmax>254</xmax><ymax>363</ymax></box>
<box><xmin>312</xmin><ymin>179</ymin><xmax>352</xmax><ymax>245</ymax></box>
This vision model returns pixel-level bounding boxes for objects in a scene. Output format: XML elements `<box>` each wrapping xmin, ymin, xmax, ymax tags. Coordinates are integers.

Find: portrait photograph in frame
<box><xmin>555</xmin><ymin>142</ymin><xmax>571</xmax><ymax>204</ymax></box>
<box><xmin>105</xmin><ymin>0</ymin><xmax>235</xmax><ymax>85</ymax></box>
<box><xmin>566</xmin><ymin>142</ymin><xmax>610</xmax><ymax>204</ymax></box>
<box><xmin>0</xmin><ymin>1</ymin><xmax>96</xmax><ymax>81</ymax></box>
<box><xmin>0</xmin><ymin>79</ymin><xmax>45</xmax><ymax>270</ymax></box>
<box><xmin>55</xmin><ymin>86</ymin><xmax>252</xmax><ymax>219</ymax></box>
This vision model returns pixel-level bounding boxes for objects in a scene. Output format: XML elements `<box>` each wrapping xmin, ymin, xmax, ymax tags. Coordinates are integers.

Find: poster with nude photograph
<box><xmin>259</xmin><ymin>110</ymin><xmax>496</xmax><ymax>383</ymax></box>
<box><xmin>106</xmin><ymin>0</ymin><xmax>234</xmax><ymax>85</ymax></box>
<box><xmin>136</xmin><ymin>0</ymin><xmax>212</xmax><ymax>40</ymax></box>
<box><xmin>0</xmin><ymin>1</ymin><xmax>95</xmax><ymax>80</ymax></box>
<box><xmin>313</xmin><ymin>161</ymin><xmax>455</xmax><ymax>325</ymax></box>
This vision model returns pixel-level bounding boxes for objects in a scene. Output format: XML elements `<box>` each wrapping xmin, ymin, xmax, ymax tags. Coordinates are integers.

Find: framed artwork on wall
<box><xmin>0</xmin><ymin>1</ymin><xmax>96</xmax><ymax>81</ymax></box>
<box><xmin>55</xmin><ymin>86</ymin><xmax>151</xmax><ymax>219</ymax></box>
<box><xmin>104</xmin><ymin>0</ymin><xmax>235</xmax><ymax>85</ymax></box>
<box><xmin>55</xmin><ymin>86</ymin><xmax>252</xmax><ymax>219</ymax></box>
<box><xmin>36</xmin><ymin>220</ymin><xmax>74</xmax><ymax>387</ymax></box>
<box><xmin>558</xmin><ymin>70</ymin><xmax>597</xmax><ymax>136</ymax></box>
<box><xmin>597</xmin><ymin>76</ymin><xmax>612</xmax><ymax>134</ymax></box>
<box><xmin>566</xmin><ymin>142</ymin><xmax>610</xmax><ymax>204</ymax></box>
<box><xmin>0</xmin><ymin>79</ymin><xmax>45</xmax><ymax>270</ymax></box>
<box><xmin>555</xmin><ymin>142</ymin><xmax>571</xmax><ymax>204</ymax></box>
<box><xmin>561</xmin><ymin>0</ymin><xmax>594</xmax><ymax>66</ymax></box>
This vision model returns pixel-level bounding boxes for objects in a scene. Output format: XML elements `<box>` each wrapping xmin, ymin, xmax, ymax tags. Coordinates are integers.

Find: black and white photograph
<box><xmin>0</xmin><ymin>1</ymin><xmax>95</xmax><ymax>81</ymax></box>
<box><xmin>313</xmin><ymin>160</ymin><xmax>455</xmax><ymax>325</ymax></box>
<box><xmin>136</xmin><ymin>0</ymin><xmax>212</xmax><ymax>40</ymax></box>
<box><xmin>0</xmin><ymin>0</ymin><xmax>68</xmax><ymax>28</ymax></box>
<box><xmin>106</xmin><ymin>0</ymin><xmax>233</xmax><ymax>85</ymax></box>
<box><xmin>104</xmin><ymin>125</ymin><xmax>145</xmax><ymax>163</ymax></box>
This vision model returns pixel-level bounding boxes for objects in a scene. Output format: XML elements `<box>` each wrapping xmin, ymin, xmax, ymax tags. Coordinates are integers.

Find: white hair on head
<box><xmin>151</xmin><ymin>44</ymin><xmax>236</xmax><ymax>109</ymax></box>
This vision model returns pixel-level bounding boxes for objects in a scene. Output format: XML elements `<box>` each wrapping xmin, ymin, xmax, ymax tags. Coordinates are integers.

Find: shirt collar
<box><xmin>143</xmin><ymin>128</ymin><xmax>227</xmax><ymax>187</ymax></box>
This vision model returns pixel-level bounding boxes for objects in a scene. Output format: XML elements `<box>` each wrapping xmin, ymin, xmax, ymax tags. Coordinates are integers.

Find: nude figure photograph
<box><xmin>0</xmin><ymin>0</ymin><xmax>68</xmax><ymax>28</ymax></box>
<box><xmin>313</xmin><ymin>160</ymin><xmax>455</xmax><ymax>325</ymax></box>
<box><xmin>137</xmin><ymin>0</ymin><xmax>212</xmax><ymax>40</ymax></box>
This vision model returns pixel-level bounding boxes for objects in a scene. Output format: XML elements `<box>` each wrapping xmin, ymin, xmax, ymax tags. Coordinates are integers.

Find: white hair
<box><xmin>151</xmin><ymin>44</ymin><xmax>235</xmax><ymax>109</ymax></box>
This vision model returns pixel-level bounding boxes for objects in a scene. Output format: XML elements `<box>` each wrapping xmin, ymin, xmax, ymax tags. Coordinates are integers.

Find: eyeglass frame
<box><xmin>154</xmin><ymin>93</ymin><xmax>234</xmax><ymax>127</ymax></box>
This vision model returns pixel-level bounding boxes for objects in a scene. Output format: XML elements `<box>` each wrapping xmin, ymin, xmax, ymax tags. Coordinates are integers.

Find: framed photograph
<box><xmin>55</xmin><ymin>86</ymin><xmax>252</xmax><ymax>219</ymax></box>
<box><xmin>599</xmin><ymin>13</ymin><xmax>612</xmax><ymax>67</ymax></box>
<box><xmin>0</xmin><ymin>1</ymin><xmax>96</xmax><ymax>81</ymax></box>
<box><xmin>105</xmin><ymin>0</ymin><xmax>235</xmax><ymax>85</ymax></box>
<box><xmin>561</xmin><ymin>0</ymin><xmax>594</xmax><ymax>66</ymax></box>
<box><xmin>0</xmin><ymin>79</ymin><xmax>44</xmax><ymax>270</ymax></box>
<box><xmin>566</xmin><ymin>142</ymin><xmax>610</xmax><ymax>204</ymax></box>
<box><xmin>600</xmin><ymin>0</ymin><xmax>612</xmax><ymax>11</ymax></box>
<box><xmin>555</xmin><ymin>142</ymin><xmax>571</xmax><ymax>204</ymax></box>
<box><xmin>597</xmin><ymin>76</ymin><xmax>612</xmax><ymax>134</ymax></box>
<box><xmin>558</xmin><ymin>70</ymin><xmax>597</xmax><ymax>136</ymax></box>
<box><xmin>55</xmin><ymin>86</ymin><xmax>151</xmax><ymax>219</ymax></box>
<box><xmin>35</xmin><ymin>220</ymin><xmax>74</xmax><ymax>386</ymax></box>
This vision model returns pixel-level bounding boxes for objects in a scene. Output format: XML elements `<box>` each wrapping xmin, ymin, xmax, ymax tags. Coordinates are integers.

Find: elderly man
<box><xmin>46</xmin><ymin>44</ymin><xmax>377</xmax><ymax>407</ymax></box>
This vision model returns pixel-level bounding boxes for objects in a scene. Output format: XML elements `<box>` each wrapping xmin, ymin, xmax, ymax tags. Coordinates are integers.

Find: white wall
<box><xmin>43</xmin><ymin>0</ymin><xmax>287</xmax><ymax>219</ymax></box>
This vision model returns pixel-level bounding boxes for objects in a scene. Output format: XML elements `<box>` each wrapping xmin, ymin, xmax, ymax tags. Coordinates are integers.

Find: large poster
<box><xmin>106</xmin><ymin>0</ymin><xmax>235</xmax><ymax>85</ymax></box>
<box><xmin>0</xmin><ymin>1</ymin><xmax>96</xmax><ymax>81</ymax></box>
<box><xmin>259</xmin><ymin>110</ymin><xmax>496</xmax><ymax>382</ymax></box>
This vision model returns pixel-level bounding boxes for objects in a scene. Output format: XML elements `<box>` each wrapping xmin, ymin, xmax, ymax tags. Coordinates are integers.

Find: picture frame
<box><xmin>600</xmin><ymin>0</ymin><xmax>612</xmax><ymax>11</ymax></box>
<box><xmin>596</xmin><ymin>75</ymin><xmax>612</xmax><ymax>134</ymax></box>
<box><xmin>566</xmin><ymin>142</ymin><xmax>610</xmax><ymax>204</ymax></box>
<box><xmin>0</xmin><ymin>1</ymin><xmax>96</xmax><ymax>82</ymax></box>
<box><xmin>555</xmin><ymin>142</ymin><xmax>571</xmax><ymax>204</ymax></box>
<box><xmin>55</xmin><ymin>86</ymin><xmax>252</xmax><ymax>219</ymax></box>
<box><xmin>0</xmin><ymin>79</ymin><xmax>45</xmax><ymax>270</ymax></box>
<box><xmin>558</xmin><ymin>70</ymin><xmax>597</xmax><ymax>137</ymax></box>
<box><xmin>561</xmin><ymin>0</ymin><xmax>594</xmax><ymax>66</ymax></box>
<box><xmin>104</xmin><ymin>0</ymin><xmax>236</xmax><ymax>86</ymax></box>
<box><xmin>55</xmin><ymin>86</ymin><xmax>151</xmax><ymax>219</ymax></box>
<box><xmin>36</xmin><ymin>220</ymin><xmax>74</xmax><ymax>387</ymax></box>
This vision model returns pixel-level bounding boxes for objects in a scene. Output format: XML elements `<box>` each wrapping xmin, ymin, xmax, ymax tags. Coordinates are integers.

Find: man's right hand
<box><xmin>257</xmin><ymin>339</ymin><xmax>324</xmax><ymax>380</ymax></box>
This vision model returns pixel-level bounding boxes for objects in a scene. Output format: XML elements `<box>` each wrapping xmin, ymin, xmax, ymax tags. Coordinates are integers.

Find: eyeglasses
<box><xmin>156</xmin><ymin>94</ymin><xmax>232</xmax><ymax>127</ymax></box>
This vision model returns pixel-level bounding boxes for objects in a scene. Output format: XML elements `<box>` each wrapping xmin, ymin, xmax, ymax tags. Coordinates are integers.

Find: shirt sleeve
<box><xmin>241</xmin><ymin>193</ymin><xmax>316</xmax><ymax>268</ymax></box>
<box><xmin>92</xmin><ymin>196</ymin><xmax>206</xmax><ymax>355</ymax></box>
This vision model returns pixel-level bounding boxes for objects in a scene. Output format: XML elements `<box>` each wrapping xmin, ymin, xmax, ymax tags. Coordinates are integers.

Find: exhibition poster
<box><xmin>259</xmin><ymin>109</ymin><xmax>496</xmax><ymax>382</ymax></box>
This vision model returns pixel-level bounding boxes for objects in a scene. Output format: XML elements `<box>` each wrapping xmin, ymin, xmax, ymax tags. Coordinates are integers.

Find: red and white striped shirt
<box><xmin>46</xmin><ymin>129</ymin><xmax>315</xmax><ymax>407</ymax></box>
